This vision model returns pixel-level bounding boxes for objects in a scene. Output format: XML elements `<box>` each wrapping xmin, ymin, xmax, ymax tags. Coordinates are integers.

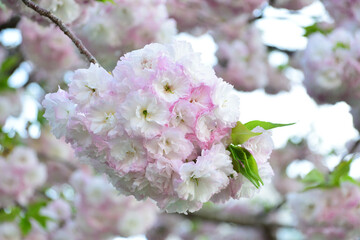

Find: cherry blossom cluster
<box><xmin>300</xmin><ymin>29</ymin><xmax>360</xmax><ymax>105</ymax></box>
<box><xmin>0</xmin><ymin>146</ymin><xmax>47</xmax><ymax>207</ymax></box>
<box><xmin>214</xmin><ymin>19</ymin><xmax>268</xmax><ymax>92</ymax></box>
<box><xmin>212</xmin><ymin>18</ymin><xmax>290</xmax><ymax>93</ymax></box>
<box><xmin>43</xmin><ymin>41</ymin><xmax>275</xmax><ymax>213</ymax></box>
<box><xmin>28</xmin><ymin>128</ymin><xmax>76</xmax><ymax>185</ymax></box>
<box><xmin>288</xmin><ymin>182</ymin><xmax>360</xmax><ymax>239</ymax></box>
<box><xmin>19</xmin><ymin>18</ymin><xmax>83</xmax><ymax>90</ymax></box>
<box><xmin>322</xmin><ymin>0</ymin><xmax>360</xmax><ymax>29</ymax></box>
<box><xmin>4</xmin><ymin>0</ymin><xmax>92</xmax><ymax>25</ymax></box>
<box><xmin>74</xmin><ymin>0</ymin><xmax>177</xmax><ymax>69</ymax></box>
<box><xmin>0</xmin><ymin>169</ymin><xmax>158</xmax><ymax>240</ymax></box>
<box><xmin>70</xmin><ymin>169</ymin><xmax>158</xmax><ymax>239</ymax></box>
<box><xmin>270</xmin><ymin>140</ymin><xmax>326</xmax><ymax>195</ymax></box>
<box><xmin>166</xmin><ymin>0</ymin><xmax>266</xmax><ymax>34</ymax></box>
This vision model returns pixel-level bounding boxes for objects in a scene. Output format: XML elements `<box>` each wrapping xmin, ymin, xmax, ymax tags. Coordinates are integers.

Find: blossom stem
<box><xmin>20</xmin><ymin>0</ymin><xmax>98</xmax><ymax>65</ymax></box>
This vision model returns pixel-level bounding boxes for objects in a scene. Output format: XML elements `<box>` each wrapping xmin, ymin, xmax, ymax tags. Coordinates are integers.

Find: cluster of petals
<box><xmin>70</xmin><ymin>169</ymin><xmax>158</xmax><ymax>239</ymax></box>
<box><xmin>300</xmin><ymin>28</ymin><xmax>360</xmax><ymax>105</ymax></box>
<box><xmin>19</xmin><ymin>18</ymin><xmax>83</xmax><ymax>90</ymax></box>
<box><xmin>0</xmin><ymin>146</ymin><xmax>47</xmax><ymax>207</ymax></box>
<box><xmin>0</xmin><ymin>169</ymin><xmax>158</xmax><ymax>240</ymax></box>
<box><xmin>213</xmin><ymin>19</ymin><xmax>269</xmax><ymax>92</ymax></box>
<box><xmin>212</xmin><ymin>18</ymin><xmax>290</xmax><ymax>93</ymax></box>
<box><xmin>74</xmin><ymin>0</ymin><xmax>177</xmax><ymax>69</ymax></box>
<box><xmin>4</xmin><ymin>0</ymin><xmax>91</xmax><ymax>25</ymax></box>
<box><xmin>43</xmin><ymin>41</ymin><xmax>274</xmax><ymax>213</ymax></box>
<box><xmin>288</xmin><ymin>182</ymin><xmax>360</xmax><ymax>240</ymax></box>
<box><xmin>28</xmin><ymin>128</ymin><xmax>76</xmax><ymax>185</ymax></box>
<box><xmin>322</xmin><ymin>0</ymin><xmax>360</xmax><ymax>28</ymax></box>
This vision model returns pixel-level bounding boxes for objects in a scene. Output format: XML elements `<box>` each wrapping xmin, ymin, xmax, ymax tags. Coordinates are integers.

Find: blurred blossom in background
<box><xmin>0</xmin><ymin>0</ymin><xmax>359</xmax><ymax>240</ymax></box>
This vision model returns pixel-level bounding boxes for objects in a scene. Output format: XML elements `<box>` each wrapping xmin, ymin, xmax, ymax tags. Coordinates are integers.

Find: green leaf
<box><xmin>329</xmin><ymin>159</ymin><xmax>353</xmax><ymax>186</ymax></box>
<box><xmin>37</xmin><ymin>109</ymin><xmax>47</xmax><ymax>126</ymax></box>
<box><xmin>0</xmin><ymin>54</ymin><xmax>21</xmax><ymax>92</ymax></box>
<box><xmin>96</xmin><ymin>0</ymin><xmax>114</xmax><ymax>3</ymax></box>
<box><xmin>231</xmin><ymin>121</ymin><xmax>261</xmax><ymax>145</ymax></box>
<box><xmin>339</xmin><ymin>175</ymin><xmax>360</xmax><ymax>186</ymax></box>
<box><xmin>0</xmin><ymin>207</ymin><xmax>21</xmax><ymax>222</ymax></box>
<box><xmin>302</xmin><ymin>169</ymin><xmax>325</xmax><ymax>185</ymax></box>
<box><xmin>0</xmin><ymin>128</ymin><xmax>22</xmax><ymax>153</ymax></box>
<box><xmin>228</xmin><ymin>144</ymin><xmax>263</xmax><ymax>188</ymax></box>
<box><xmin>1</xmin><ymin>55</ymin><xmax>20</xmax><ymax>73</ymax></box>
<box><xmin>19</xmin><ymin>216</ymin><xmax>32</xmax><ymax>235</ymax></box>
<box><xmin>333</xmin><ymin>42</ymin><xmax>350</xmax><ymax>51</ymax></box>
<box><xmin>303</xmin><ymin>22</ymin><xmax>333</xmax><ymax>37</ymax></box>
<box><xmin>244</xmin><ymin>120</ymin><xmax>295</xmax><ymax>131</ymax></box>
<box><xmin>27</xmin><ymin>201</ymin><xmax>51</xmax><ymax>229</ymax></box>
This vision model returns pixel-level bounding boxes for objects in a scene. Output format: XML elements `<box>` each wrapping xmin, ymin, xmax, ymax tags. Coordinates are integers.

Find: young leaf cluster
<box><xmin>302</xmin><ymin>159</ymin><xmax>360</xmax><ymax>191</ymax></box>
<box><xmin>229</xmin><ymin>121</ymin><xmax>294</xmax><ymax>188</ymax></box>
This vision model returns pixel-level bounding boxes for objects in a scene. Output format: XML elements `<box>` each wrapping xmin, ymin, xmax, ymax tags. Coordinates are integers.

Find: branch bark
<box><xmin>20</xmin><ymin>0</ymin><xmax>97</xmax><ymax>65</ymax></box>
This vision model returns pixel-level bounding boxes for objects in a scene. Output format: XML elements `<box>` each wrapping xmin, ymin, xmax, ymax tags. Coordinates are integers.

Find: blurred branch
<box><xmin>20</xmin><ymin>0</ymin><xmax>97</xmax><ymax>65</ymax></box>
<box><xmin>0</xmin><ymin>16</ymin><xmax>21</xmax><ymax>32</ymax></box>
<box><xmin>341</xmin><ymin>138</ymin><xmax>360</xmax><ymax>162</ymax></box>
<box><xmin>186</xmin><ymin>211</ymin><xmax>293</xmax><ymax>228</ymax></box>
<box><xmin>266</xmin><ymin>44</ymin><xmax>296</xmax><ymax>56</ymax></box>
<box><xmin>174</xmin><ymin>201</ymin><xmax>293</xmax><ymax>240</ymax></box>
<box><xmin>181</xmin><ymin>210</ymin><xmax>292</xmax><ymax>240</ymax></box>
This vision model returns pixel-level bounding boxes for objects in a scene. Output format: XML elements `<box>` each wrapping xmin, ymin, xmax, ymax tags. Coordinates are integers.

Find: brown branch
<box><xmin>267</xmin><ymin>44</ymin><xmax>296</xmax><ymax>56</ymax></box>
<box><xmin>20</xmin><ymin>0</ymin><xmax>97</xmax><ymax>65</ymax></box>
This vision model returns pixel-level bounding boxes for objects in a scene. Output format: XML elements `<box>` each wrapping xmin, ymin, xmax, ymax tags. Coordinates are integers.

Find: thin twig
<box><xmin>20</xmin><ymin>0</ymin><xmax>97</xmax><ymax>65</ymax></box>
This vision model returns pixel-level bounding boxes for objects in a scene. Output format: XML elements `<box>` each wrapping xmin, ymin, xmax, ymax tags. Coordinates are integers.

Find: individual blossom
<box><xmin>0</xmin><ymin>90</ymin><xmax>22</xmax><ymax>125</ymax></box>
<box><xmin>0</xmin><ymin>222</ymin><xmax>21</xmax><ymax>240</ymax></box>
<box><xmin>42</xmin><ymin>88</ymin><xmax>76</xmax><ymax>139</ymax></box>
<box><xmin>288</xmin><ymin>182</ymin><xmax>360</xmax><ymax>240</ymax></box>
<box><xmin>28</xmin><ymin>128</ymin><xmax>77</xmax><ymax>184</ymax></box>
<box><xmin>0</xmin><ymin>146</ymin><xmax>47</xmax><ymax>207</ymax></box>
<box><xmin>39</xmin><ymin>199</ymin><xmax>73</xmax><ymax>232</ymax></box>
<box><xmin>43</xmin><ymin>41</ymin><xmax>276</xmax><ymax>213</ymax></box>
